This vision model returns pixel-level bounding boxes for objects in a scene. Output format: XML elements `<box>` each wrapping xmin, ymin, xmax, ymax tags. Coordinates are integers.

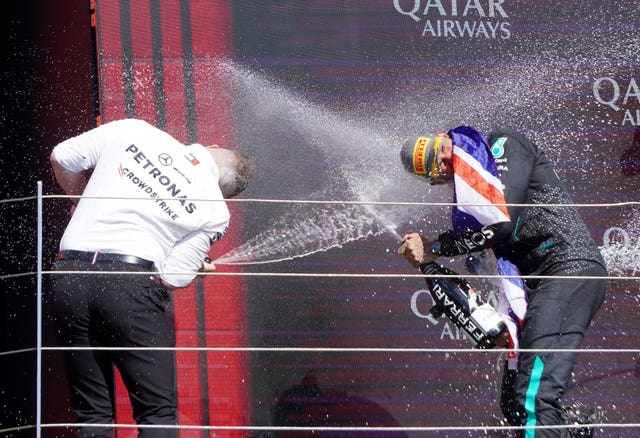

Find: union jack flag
<box><xmin>449</xmin><ymin>126</ymin><xmax>526</xmax><ymax>362</ymax></box>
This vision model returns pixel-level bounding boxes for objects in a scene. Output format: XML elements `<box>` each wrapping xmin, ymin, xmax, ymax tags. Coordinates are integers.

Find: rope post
<box><xmin>36</xmin><ymin>181</ymin><xmax>43</xmax><ymax>438</ymax></box>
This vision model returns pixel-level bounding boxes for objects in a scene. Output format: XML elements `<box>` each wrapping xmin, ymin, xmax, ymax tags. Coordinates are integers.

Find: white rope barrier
<box><xmin>2</xmin><ymin>270</ymin><xmax>637</xmax><ymax>285</ymax></box>
<box><xmin>26</xmin><ymin>269</ymin><xmax>640</xmax><ymax>279</ymax></box>
<box><xmin>38</xmin><ymin>346</ymin><xmax>640</xmax><ymax>354</ymax></box>
<box><xmin>3</xmin><ymin>345</ymin><xmax>638</xmax><ymax>364</ymax></box>
<box><xmin>0</xmin><ymin>347</ymin><xmax>36</xmax><ymax>357</ymax></box>
<box><xmin>40</xmin><ymin>193</ymin><xmax>640</xmax><ymax>208</ymax></box>
<box><xmin>2</xmin><ymin>270</ymin><xmax>637</xmax><ymax>282</ymax></box>
<box><xmin>2</xmin><ymin>420</ymin><xmax>640</xmax><ymax>435</ymax></box>
<box><xmin>0</xmin><ymin>271</ymin><xmax>37</xmax><ymax>280</ymax></box>
<box><xmin>1</xmin><ymin>186</ymin><xmax>638</xmax><ymax>437</ymax></box>
<box><xmin>0</xmin><ymin>195</ymin><xmax>36</xmax><ymax>204</ymax></box>
<box><xmin>28</xmin><ymin>422</ymin><xmax>640</xmax><ymax>433</ymax></box>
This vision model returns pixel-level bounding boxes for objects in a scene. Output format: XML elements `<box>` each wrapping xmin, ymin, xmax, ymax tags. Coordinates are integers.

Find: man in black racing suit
<box><xmin>397</xmin><ymin>126</ymin><xmax>607</xmax><ymax>437</ymax></box>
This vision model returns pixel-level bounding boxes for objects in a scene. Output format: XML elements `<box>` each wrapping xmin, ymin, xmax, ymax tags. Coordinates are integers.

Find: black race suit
<box><xmin>436</xmin><ymin>128</ymin><xmax>607</xmax><ymax>437</ymax></box>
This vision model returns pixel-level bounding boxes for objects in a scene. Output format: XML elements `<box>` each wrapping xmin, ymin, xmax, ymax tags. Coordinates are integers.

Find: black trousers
<box><xmin>51</xmin><ymin>259</ymin><xmax>178</xmax><ymax>438</ymax></box>
<box><xmin>500</xmin><ymin>264</ymin><xmax>607</xmax><ymax>438</ymax></box>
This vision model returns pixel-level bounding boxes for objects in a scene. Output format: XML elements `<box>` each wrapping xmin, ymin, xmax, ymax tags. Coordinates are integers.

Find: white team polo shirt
<box><xmin>53</xmin><ymin>118</ymin><xmax>230</xmax><ymax>287</ymax></box>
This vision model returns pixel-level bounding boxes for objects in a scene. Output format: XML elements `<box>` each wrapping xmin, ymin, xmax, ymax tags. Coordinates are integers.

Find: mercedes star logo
<box><xmin>158</xmin><ymin>153</ymin><xmax>173</xmax><ymax>166</ymax></box>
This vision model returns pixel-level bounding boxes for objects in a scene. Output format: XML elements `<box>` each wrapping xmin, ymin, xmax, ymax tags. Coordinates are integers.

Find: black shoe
<box><xmin>561</xmin><ymin>403</ymin><xmax>604</xmax><ymax>438</ymax></box>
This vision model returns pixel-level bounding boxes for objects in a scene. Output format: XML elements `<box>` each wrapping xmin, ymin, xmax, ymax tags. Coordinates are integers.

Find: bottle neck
<box><xmin>418</xmin><ymin>262</ymin><xmax>440</xmax><ymax>275</ymax></box>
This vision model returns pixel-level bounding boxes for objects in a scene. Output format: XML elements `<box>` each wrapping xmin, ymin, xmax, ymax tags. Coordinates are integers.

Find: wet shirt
<box><xmin>438</xmin><ymin>128</ymin><xmax>605</xmax><ymax>276</ymax></box>
<box><xmin>53</xmin><ymin>119</ymin><xmax>230</xmax><ymax>287</ymax></box>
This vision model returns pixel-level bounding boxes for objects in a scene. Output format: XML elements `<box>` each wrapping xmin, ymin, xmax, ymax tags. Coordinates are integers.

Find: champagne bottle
<box><xmin>419</xmin><ymin>262</ymin><xmax>507</xmax><ymax>349</ymax></box>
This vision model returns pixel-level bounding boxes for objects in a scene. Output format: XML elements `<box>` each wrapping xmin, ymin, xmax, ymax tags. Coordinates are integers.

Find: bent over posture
<box><xmin>49</xmin><ymin>118</ymin><xmax>253</xmax><ymax>437</ymax></box>
<box><xmin>397</xmin><ymin>126</ymin><xmax>606</xmax><ymax>437</ymax></box>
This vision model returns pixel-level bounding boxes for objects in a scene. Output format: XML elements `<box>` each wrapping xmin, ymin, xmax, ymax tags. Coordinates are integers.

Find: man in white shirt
<box><xmin>49</xmin><ymin>118</ymin><xmax>253</xmax><ymax>437</ymax></box>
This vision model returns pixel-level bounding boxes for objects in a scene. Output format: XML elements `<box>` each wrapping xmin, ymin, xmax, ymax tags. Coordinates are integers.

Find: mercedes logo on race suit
<box><xmin>158</xmin><ymin>153</ymin><xmax>173</xmax><ymax>166</ymax></box>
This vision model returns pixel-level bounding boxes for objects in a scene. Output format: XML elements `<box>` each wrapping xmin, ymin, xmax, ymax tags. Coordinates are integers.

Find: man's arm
<box><xmin>158</xmin><ymin>228</ymin><xmax>226</xmax><ymax>289</ymax></box>
<box><xmin>50</xmin><ymin>151</ymin><xmax>88</xmax><ymax>205</ymax></box>
<box><xmin>431</xmin><ymin>224</ymin><xmax>510</xmax><ymax>256</ymax></box>
<box><xmin>156</xmin><ymin>256</ymin><xmax>217</xmax><ymax>291</ymax></box>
